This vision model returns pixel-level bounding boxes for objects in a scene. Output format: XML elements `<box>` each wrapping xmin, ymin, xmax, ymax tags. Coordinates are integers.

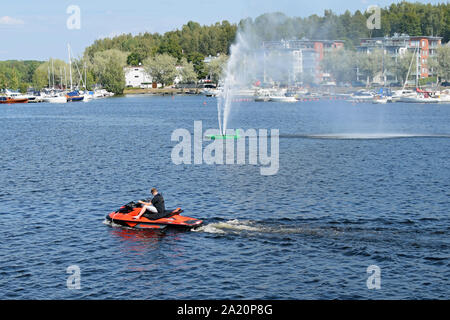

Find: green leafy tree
<box><xmin>91</xmin><ymin>49</ymin><xmax>128</xmax><ymax>94</ymax></box>
<box><xmin>434</xmin><ymin>45</ymin><xmax>450</xmax><ymax>82</ymax></box>
<box><xmin>6</xmin><ymin>68</ymin><xmax>20</xmax><ymax>90</ymax></box>
<box><xmin>127</xmin><ymin>52</ymin><xmax>145</xmax><ymax>66</ymax></box>
<box><xmin>100</xmin><ymin>60</ymin><xmax>125</xmax><ymax>94</ymax></box>
<box><xmin>19</xmin><ymin>83</ymin><xmax>29</xmax><ymax>94</ymax></box>
<box><xmin>356</xmin><ymin>49</ymin><xmax>385</xmax><ymax>86</ymax></box>
<box><xmin>206</xmin><ymin>55</ymin><xmax>228</xmax><ymax>84</ymax></box>
<box><xmin>391</xmin><ymin>50</ymin><xmax>417</xmax><ymax>85</ymax></box>
<box><xmin>178</xmin><ymin>58</ymin><xmax>197</xmax><ymax>84</ymax></box>
<box><xmin>187</xmin><ymin>52</ymin><xmax>207</xmax><ymax>80</ymax></box>
<box><xmin>32</xmin><ymin>59</ymin><xmax>70</xmax><ymax>89</ymax></box>
<box><xmin>321</xmin><ymin>49</ymin><xmax>357</xmax><ymax>84</ymax></box>
<box><xmin>157</xmin><ymin>35</ymin><xmax>183</xmax><ymax>61</ymax></box>
<box><xmin>144</xmin><ymin>54</ymin><xmax>178</xmax><ymax>87</ymax></box>
<box><xmin>0</xmin><ymin>66</ymin><xmax>7</xmax><ymax>89</ymax></box>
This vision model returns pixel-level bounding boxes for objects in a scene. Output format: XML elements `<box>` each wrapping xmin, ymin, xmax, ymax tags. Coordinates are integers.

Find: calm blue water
<box><xmin>0</xmin><ymin>96</ymin><xmax>449</xmax><ymax>299</ymax></box>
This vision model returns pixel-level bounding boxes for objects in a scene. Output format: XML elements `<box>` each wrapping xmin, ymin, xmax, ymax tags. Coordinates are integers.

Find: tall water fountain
<box><xmin>216</xmin><ymin>31</ymin><xmax>257</xmax><ymax>136</ymax></box>
<box><xmin>215</xmin><ymin>18</ymin><xmax>301</xmax><ymax>136</ymax></box>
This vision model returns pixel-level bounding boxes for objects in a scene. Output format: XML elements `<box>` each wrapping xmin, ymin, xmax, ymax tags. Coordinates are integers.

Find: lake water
<box><xmin>0</xmin><ymin>95</ymin><xmax>448</xmax><ymax>299</ymax></box>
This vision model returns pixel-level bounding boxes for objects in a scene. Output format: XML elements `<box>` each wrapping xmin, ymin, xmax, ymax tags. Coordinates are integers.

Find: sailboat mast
<box><xmin>402</xmin><ymin>47</ymin><xmax>417</xmax><ymax>91</ymax></box>
<box><xmin>68</xmin><ymin>44</ymin><xmax>73</xmax><ymax>90</ymax></box>
<box><xmin>47</xmin><ymin>63</ymin><xmax>51</xmax><ymax>89</ymax></box>
<box><xmin>382</xmin><ymin>45</ymin><xmax>385</xmax><ymax>86</ymax></box>
<box><xmin>416</xmin><ymin>46</ymin><xmax>420</xmax><ymax>88</ymax></box>
<box><xmin>51</xmin><ymin>59</ymin><xmax>55</xmax><ymax>89</ymax></box>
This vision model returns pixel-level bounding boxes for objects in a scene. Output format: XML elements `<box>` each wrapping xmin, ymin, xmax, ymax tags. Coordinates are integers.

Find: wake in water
<box><xmin>278</xmin><ymin>133</ymin><xmax>450</xmax><ymax>140</ymax></box>
<box><xmin>192</xmin><ymin>219</ymin><xmax>261</xmax><ymax>234</ymax></box>
<box><xmin>192</xmin><ymin>219</ymin><xmax>327</xmax><ymax>236</ymax></box>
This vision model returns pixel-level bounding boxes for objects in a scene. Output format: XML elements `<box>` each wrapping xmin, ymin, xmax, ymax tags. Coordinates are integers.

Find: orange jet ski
<box><xmin>106</xmin><ymin>201</ymin><xmax>203</xmax><ymax>230</ymax></box>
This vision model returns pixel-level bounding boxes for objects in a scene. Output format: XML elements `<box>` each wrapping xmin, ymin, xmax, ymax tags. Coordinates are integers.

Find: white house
<box><xmin>124</xmin><ymin>65</ymin><xmax>184</xmax><ymax>88</ymax></box>
<box><xmin>124</xmin><ymin>66</ymin><xmax>155</xmax><ymax>88</ymax></box>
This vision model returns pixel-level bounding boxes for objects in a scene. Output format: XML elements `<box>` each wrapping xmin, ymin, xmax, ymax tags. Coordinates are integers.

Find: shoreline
<box><xmin>123</xmin><ymin>86</ymin><xmax>450</xmax><ymax>96</ymax></box>
<box><xmin>123</xmin><ymin>88</ymin><xmax>201</xmax><ymax>95</ymax></box>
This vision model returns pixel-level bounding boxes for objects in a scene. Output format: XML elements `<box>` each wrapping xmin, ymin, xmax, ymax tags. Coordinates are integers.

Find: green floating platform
<box><xmin>206</xmin><ymin>130</ymin><xmax>241</xmax><ymax>140</ymax></box>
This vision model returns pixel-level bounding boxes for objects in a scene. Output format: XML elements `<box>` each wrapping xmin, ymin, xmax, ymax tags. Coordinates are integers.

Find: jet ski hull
<box><xmin>106</xmin><ymin>202</ymin><xmax>203</xmax><ymax>230</ymax></box>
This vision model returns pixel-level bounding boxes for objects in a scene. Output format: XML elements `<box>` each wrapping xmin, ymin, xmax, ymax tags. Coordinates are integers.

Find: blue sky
<box><xmin>0</xmin><ymin>0</ymin><xmax>445</xmax><ymax>61</ymax></box>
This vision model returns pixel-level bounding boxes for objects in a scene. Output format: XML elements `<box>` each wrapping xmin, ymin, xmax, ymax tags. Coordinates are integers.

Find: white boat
<box><xmin>199</xmin><ymin>83</ymin><xmax>217</xmax><ymax>96</ymax></box>
<box><xmin>393</xmin><ymin>47</ymin><xmax>440</xmax><ymax>104</ymax></box>
<box><xmin>398</xmin><ymin>88</ymin><xmax>440</xmax><ymax>103</ymax></box>
<box><xmin>254</xmin><ymin>89</ymin><xmax>271</xmax><ymax>102</ymax></box>
<box><xmin>43</xmin><ymin>94</ymin><xmax>67</xmax><ymax>104</ymax></box>
<box><xmin>0</xmin><ymin>90</ymin><xmax>29</xmax><ymax>103</ymax></box>
<box><xmin>2</xmin><ymin>89</ymin><xmax>29</xmax><ymax>101</ymax></box>
<box><xmin>347</xmin><ymin>90</ymin><xmax>375</xmax><ymax>102</ymax></box>
<box><xmin>202</xmin><ymin>88</ymin><xmax>221</xmax><ymax>97</ymax></box>
<box><xmin>27</xmin><ymin>95</ymin><xmax>44</xmax><ymax>103</ymax></box>
<box><xmin>269</xmin><ymin>95</ymin><xmax>297</xmax><ymax>103</ymax></box>
<box><xmin>398</xmin><ymin>94</ymin><xmax>440</xmax><ymax>103</ymax></box>
<box><xmin>437</xmin><ymin>89</ymin><xmax>450</xmax><ymax>103</ymax></box>
<box><xmin>93</xmin><ymin>90</ymin><xmax>104</xmax><ymax>99</ymax></box>
<box><xmin>372</xmin><ymin>97</ymin><xmax>388</xmax><ymax>104</ymax></box>
<box><xmin>391</xmin><ymin>90</ymin><xmax>416</xmax><ymax>102</ymax></box>
<box><xmin>80</xmin><ymin>90</ymin><xmax>93</xmax><ymax>102</ymax></box>
<box><xmin>97</xmin><ymin>89</ymin><xmax>114</xmax><ymax>97</ymax></box>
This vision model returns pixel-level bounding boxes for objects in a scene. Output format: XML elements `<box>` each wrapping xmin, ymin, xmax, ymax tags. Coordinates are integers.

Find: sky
<box><xmin>0</xmin><ymin>0</ymin><xmax>445</xmax><ymax>61</ymax></box>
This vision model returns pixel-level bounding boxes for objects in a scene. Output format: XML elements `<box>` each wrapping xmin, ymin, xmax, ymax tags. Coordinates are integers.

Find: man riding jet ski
<box><xmin>106</xmin><ymin>188</ymin><xmax>203</xmax><ymax>230</ymax></box>
<box><xmin>134</xmin><ymin>188</ymin><xmax>167</xmax><ymax>220</ymax></box>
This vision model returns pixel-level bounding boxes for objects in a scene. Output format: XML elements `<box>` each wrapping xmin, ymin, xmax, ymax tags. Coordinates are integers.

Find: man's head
<box><xmin>151</xmin><ymin>188</ymin><xmax>158</xmax><ymax>195</ymax></box>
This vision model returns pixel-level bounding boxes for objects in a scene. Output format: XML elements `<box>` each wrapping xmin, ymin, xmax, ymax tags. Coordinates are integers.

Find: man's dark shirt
<box><xmin>149</xmin><ymin>193</ymin><xmax>165</xmax><ymax>214</ymax></box>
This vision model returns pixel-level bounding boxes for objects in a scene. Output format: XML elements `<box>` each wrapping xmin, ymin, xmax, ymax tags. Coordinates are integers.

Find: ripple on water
<box><xmin>0</xmin><ymin>97</ymin><xmax>449</xmax><ymax>299</ymax></box>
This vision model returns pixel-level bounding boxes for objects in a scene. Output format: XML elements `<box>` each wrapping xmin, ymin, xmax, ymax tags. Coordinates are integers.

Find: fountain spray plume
<box><xmin>217</xmin><ymin>29</ymin><xmax>259</xmax><ymax>136</ymax></box>
<box><xmin>216</xmin><ymin>14</ymin><xmax>308</xmax><ymax>135</ymax></box>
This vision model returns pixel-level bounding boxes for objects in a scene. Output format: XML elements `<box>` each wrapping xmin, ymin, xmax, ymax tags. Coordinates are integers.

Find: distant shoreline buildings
<box><xmin>262</xmin><ymin>34</ymin><xmax>445</xmax><ymax>86</ymax></box>
<box><xmin>358</xmin><ymin>33</ymin><xmax>442</xmax><ymax>80</ymax></box>
<box><xmin>123</xmin><ymin>34</ymin><xmax>447</xmax><ymax>89</ymax></box>
<box><xmin>262</xmin><ymin>39</ymin><xmax>345</xmax><ymax>84</ymax></box>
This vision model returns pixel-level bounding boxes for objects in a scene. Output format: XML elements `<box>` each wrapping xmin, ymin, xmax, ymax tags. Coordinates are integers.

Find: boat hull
<box><xmin>67</xmin><ymin>96</ymin><xmax>84</xmax><ymax>102</ymax></box>
<box><xmin>106</xmin><ymin>205</ymin><xmax>203</xmax><ymax>230</ymax></box>
<box><xmin>398</xmin><ymin>97</ymin><xmax>439</xmax><ymax>103</ymax></box>
<box><xmin>44</xmin><ymin>96</ymin><xmax>67</xmax><ymax>103</ymax></box>
<box><xmin>0</xmin><ymin>97</ymin><xmax>28</xmax><ymax>104</ymax></box>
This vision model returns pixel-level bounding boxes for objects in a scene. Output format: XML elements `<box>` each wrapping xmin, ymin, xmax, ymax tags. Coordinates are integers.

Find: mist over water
<box><xmin>217</xmin><ymin>29</ymin><xmax>258</xmax><ymax>134</ymax></box>
<box><xmin>217</xmin><ymin>17</ymin><xmax>305</xmax><ymax>134</ymax></box>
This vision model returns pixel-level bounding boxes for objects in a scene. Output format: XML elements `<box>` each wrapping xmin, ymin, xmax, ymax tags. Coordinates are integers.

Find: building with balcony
<box><xmin>358</xmin><ymin>33</ymin><xmax>442</xmax><ymax>80</ymax></box>
<box><xmin>261</xmin><ymin>39</ymin><xmax>345</xmax><ymax>84</ymax></box>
